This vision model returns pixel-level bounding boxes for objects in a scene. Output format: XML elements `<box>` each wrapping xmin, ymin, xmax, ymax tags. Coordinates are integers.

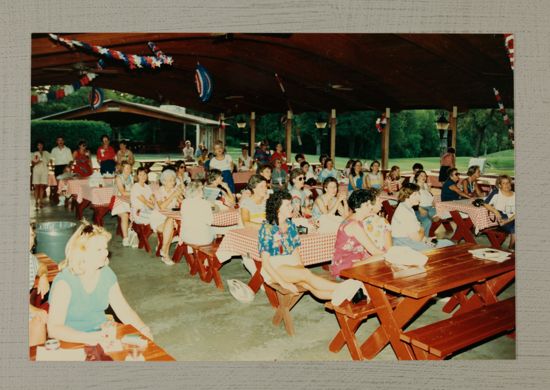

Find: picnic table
<box><xmin>29</xmin><ymin>323</ymin><xmax>175</xmax><ymax>361</ymax></box>
<box><xmin>73</xmin><ymin>182</ymin><xmax>116</xmax><ymax>225</ymax></box>
<box><xmin>336</xmin><ymin>243</ymin><xmax>515</xmax><ymax>360</ymax></box>
<box><xmin>435</xmin><ymin>198</ymin><xmax>499</xmax><ymax>243</ymax></box>
<box><xmin>159</xmin><ymin>208</ymin><xmax>240</xmax><ymax>227</ymax></box>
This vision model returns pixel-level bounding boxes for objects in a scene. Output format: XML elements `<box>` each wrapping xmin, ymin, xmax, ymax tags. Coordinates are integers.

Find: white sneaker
<box><xmin>122</xmin><ymin>237</ymin><xmax>130</xmax><ymax>247</ymax></box>
<box><xmin>161</xmin><ymin>256</ymin><xmax>175</xmax><ymax>266</ymax></box>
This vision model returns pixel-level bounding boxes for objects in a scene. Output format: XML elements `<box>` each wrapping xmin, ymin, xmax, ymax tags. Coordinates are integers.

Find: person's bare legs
<box><xmin>275</xmin><ymin>265</ymin><xmax>338</xmax><ymax>300</ymax></box>
<box><xmin>120</xmin><ymin>212</ymin><xmax>129</xmax><ymax>239</ymax></box>
<box><xmin>33</xmin><ymin>185</ymin><xmax>40</xmax><ymax>208</ymax></box>
<box><xmin>161</xmin><ymin>217</ymin><xmax>174</xmax><ymax>256</ymax></box>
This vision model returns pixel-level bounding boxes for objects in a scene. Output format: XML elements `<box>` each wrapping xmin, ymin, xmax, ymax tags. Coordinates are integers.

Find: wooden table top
<box><xmin>341</xmin><ymin>243</ymin><xmax>515</xmax><ymax>299</ymax></box>
<box><xmin>35</xmin><ymin>253</ymin><xmax>60</xmax><ymax>284</ymax></box>
<box><xmin>30</xmin><ymin>324</ymin><xmax>175</xmax><ymax>361</ymax></box>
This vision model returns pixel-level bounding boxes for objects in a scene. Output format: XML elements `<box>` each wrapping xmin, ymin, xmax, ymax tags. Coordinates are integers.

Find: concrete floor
<box><xmin>31</xmin><ymin>196</ymin><xmax>515</xmax><ymax>361</ymax></box>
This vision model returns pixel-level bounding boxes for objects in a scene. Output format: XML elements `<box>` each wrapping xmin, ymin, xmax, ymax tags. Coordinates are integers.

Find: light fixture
<box><xmin>315</xmin><ymin>119</ymin><xmax>327</xmax><ymax>129</ymax></box>
<box><xmin>435</xmin><ymin>113</ymin><xmax>450</xmax><ymax>131</ymax></box>
<box><xmin>236</xmin><ymin>121</ymin><xmax>247</xmax><ymax>129</ymax></box>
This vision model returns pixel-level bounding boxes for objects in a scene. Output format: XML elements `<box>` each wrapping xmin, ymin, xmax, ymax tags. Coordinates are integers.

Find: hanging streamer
<box><xmin>31</xmin><ymin>73</ymin><xmax>98</xmax><ymax>105</ymax></box>
<box><xmin>48</xmin><ymin>34</ymin><xmax>174</xmax><ymax>70</ymax></box>
<box><xmin>493</xmin><ymin>87</ymin><xmax>514</xmax><ymax>144</ymax></box>
<box><xmin>195</xmin><ymin>62</ymin><xmax>213</xmax><ymax>103</ymax></box>
<box><xmin>504</xmin><ymin>33</ymin><xmax>514</xmax><ymax>70</ymax></box>
<box><xmin>376</xmin><ymin>113</ymin><xmax>387</xmax><ymax>132</ymax></box>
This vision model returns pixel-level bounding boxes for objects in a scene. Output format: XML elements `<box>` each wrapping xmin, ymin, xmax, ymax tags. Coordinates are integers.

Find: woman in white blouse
<box><xmin>209</xmin><ymin>140</ymin><xmax>235</xmax><ymax>193</ymax></box>
<box><xmin>179</xmin><ymin>181</ymin><xmax>215</xmax><ymax>246</ymax></box>
<box><xmin>111</xmin><ymin>162</ymin><xmax>134</xmax><ymax>246</ymax></box>
<box><xmin>483</xmin><ymin>175</ymin><xmax>516</xmax><ymax>249</ymax></box>
<box><xmin>391</xmin><ymin>183</ymin><xmax>453</xmax><ymax>251</ymax></box>
<box><xmin>31</xmin><ymin>140</ymin><xmax>51</xmax><ymax>209</ymax></box>
<box><xmin>130</xmin><ymin>167</ymin><xmax>155</xmax><ymax>225</ymax></box>
<box><xmin>149</xmin><ymin>169</ymin><xmax>184</xmax><ymax>265</ymax></box>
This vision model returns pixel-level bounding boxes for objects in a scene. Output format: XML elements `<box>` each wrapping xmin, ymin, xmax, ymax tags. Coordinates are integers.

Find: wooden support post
<box><xmin>330</xmin><ymin>109</ymin><xmax>337</xmax><ymax>163</ymax></box>
<box><xmin>381</xmin><ymin>108</ymin><xmax>391</xmax><ymax>170</ymax></box>
<box><xmin>249</xmin><ymin>112</ymin><xmax>256</xmax><ymax>156</ymax></box>
<box><xmin>286</xmin><ymin>110</ymin><xmax>293</xmax><ymax>164</ymax></box>
<box><xmin>219</xmin><ymin>113</ymin><xmax>226</xmax><ymax>143</ymax></box>
<box><xmin>450</xmin><ymin>106</ymin><xmax>458</xmax><ymax>150</ymax></box>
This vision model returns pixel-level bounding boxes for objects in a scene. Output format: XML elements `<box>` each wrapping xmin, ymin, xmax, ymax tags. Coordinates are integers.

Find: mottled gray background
<box><xmin>1</xmin><ymin>0</ymin><xmax>549</xmax><ymax>388</ymax></box>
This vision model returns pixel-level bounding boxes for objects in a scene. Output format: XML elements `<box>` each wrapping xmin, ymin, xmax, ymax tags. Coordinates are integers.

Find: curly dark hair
<box><xmin>265</xmin><ymin>190</ymin><xmax>292</xmax><ymax>225</ymax></box>
<box><xmin>348</xmin><ymin>188</ymin><xmax>380</xmax><ymax>212</ymax></box>
<box><xmin>207</xmin><ymin>168</ymin><xmax>222</xmax><ymax>184</ymax></box>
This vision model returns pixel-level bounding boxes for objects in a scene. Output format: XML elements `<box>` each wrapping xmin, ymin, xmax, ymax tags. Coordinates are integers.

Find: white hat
<box><xmin>227</xmin><ymin>279</ymin><xmax>255</xmax><ymax>304</ymax></box>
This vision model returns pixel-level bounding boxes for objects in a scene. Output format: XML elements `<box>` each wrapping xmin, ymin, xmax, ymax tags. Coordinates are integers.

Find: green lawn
<box><xmin>224</xmin><ymin>147</ymin><xmax>515</xmax><ymax>176</ymax></box>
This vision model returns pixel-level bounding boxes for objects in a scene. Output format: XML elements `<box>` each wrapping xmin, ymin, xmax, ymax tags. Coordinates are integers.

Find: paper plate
<box><xmin>227</xmin><ymin>279</ymin><xmax>255</xmax><ymax>304</ymax></box>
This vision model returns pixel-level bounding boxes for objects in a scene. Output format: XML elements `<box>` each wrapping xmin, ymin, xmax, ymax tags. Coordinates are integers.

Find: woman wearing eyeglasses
<box><xmin>441</xmin><ymin>168</ymin><xmax>472</xmax><ymax>201</ymax></box>
<box><xmin>288</xmin><ymin>168</ymin><xmax>312</xmax><ymax>218</ymax></box>
<box><xmin>47</xmin><ymin>222</ymin><xmax>152</xmax><ymax>344</ymax></box>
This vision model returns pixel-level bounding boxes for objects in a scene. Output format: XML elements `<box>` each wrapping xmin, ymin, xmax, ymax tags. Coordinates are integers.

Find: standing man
<box><xmin>182</xmin><ymin>140</ymin><xmax>195</xmax><ymax>162</ymax></box>
<box><xmin>50</xmin><ymin>136</ymin><xmax>72</xmax><ymax>178</ymax></box>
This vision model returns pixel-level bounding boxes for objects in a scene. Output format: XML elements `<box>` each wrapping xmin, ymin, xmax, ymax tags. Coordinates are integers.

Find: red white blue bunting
<box><xmin>48</xmin><ymin>34</ymin><xmax>174</xmax><ymax>70</ymax></box>
<box><xmin>504</xmin><ymin>34</ymin><xmax>514</xmax><ymax>70</ymax></box>
<box><xmin>31</xmin><ymin>73</ymin><xmax>98</xmax><ymax>104</ymax></box>
<box><xmin>195</xmin><ymin>63</ymin><xmax>213</xmax><ymax>103</ymax></box>
<box><xmin>376</xmin><ymin>113</ymin><xmax>387</xmax><ymax>133</ymax></box>
<box><xmin>493</xmin><ymin>87</ymin><xmax>514</xmax><ymax>144</ymax></box>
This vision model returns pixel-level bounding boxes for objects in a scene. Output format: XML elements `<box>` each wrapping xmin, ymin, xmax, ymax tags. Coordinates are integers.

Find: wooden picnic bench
<box><xmin>266</xmin><ymin>283</ymin><xmax>307</xmax><ymax>336</ymax></box>
<box><xmin>400</xmin><ymin>297</ymin><xmax>515</xmax><ymax>359</ymax></box>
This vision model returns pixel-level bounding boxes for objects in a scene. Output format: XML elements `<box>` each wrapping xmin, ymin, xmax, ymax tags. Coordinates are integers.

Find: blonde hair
<box><xmin>59</xmin><ymin>220</ymin><xmax>111</xmax><ymax>275</ymax></box>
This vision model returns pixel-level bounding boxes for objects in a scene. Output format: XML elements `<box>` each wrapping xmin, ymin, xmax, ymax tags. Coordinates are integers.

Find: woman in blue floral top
<box><xmin>258</xmin><ymin>191</ymin><xmax>366</xmax><ymax>305</ymax></box>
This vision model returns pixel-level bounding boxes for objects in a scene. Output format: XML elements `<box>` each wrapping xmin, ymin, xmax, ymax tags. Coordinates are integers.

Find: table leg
<box><xmin>360</xmin><ymin>286</ymin><xmax>430</xmax><ymax>360</ymax></box>
<box><xmin>450</xmin><ymin>210</ymin><xmax>476</xmax><ymax>244</ymax></box>
<box><xmin>75</xmin><ymin>199</ymin><xmax>91</xmax><ymax>221</ymax></box>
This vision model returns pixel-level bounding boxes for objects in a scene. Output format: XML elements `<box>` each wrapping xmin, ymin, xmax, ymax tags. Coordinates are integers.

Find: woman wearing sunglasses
<box><xmin>288</xmin><ymin>168</ymin><xmax>312</xmax><ymax>218</ymax></box>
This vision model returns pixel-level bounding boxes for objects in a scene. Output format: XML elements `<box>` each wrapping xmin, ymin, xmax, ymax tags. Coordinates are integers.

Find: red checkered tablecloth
<box><xmin>159</xmin><ymin>208</ymin><xmax>240</xmax><ymax>227</ymax></box>
<box><xmin>67</xmin><ymin>178</ymin><xmax>115</xmax><ymax>198</ymax></box>
<box><xmin>216</xmin><ymin>227</ymin><xmax>336</xmax><ymax>266</ymax></box>
<box><xmin>78</xmin><ymin>183</ymin><xmax>115</xmax><ymax>205</ymax></box>
<box><xmin>435</xmin><ymin>199</ymin><xmax>498</xmax><ymax>232</ymax></box>
<box><xmin>232</xmin><ymin>171</ymin><xmax>254</xmax><ymax>184</ymax></box>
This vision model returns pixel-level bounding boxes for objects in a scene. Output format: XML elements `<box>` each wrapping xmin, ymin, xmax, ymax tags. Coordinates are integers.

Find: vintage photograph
<box><xmin>29</xmin><ymin>33</ymin><xmax>515</xmax><ymax>361</ymax></box>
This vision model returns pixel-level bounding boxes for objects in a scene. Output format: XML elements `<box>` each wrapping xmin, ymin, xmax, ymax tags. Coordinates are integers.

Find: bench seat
<box><xmin>400</xmin><ymin>297</ymin><xmax>515</xmax><ymax>359</ymax></box>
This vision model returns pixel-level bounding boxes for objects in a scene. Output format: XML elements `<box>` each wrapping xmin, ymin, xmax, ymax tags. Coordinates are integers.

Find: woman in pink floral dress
<box><xmin>331</xmin><ymin>189</ymin><xmax>392</xmax><ymax>277</ymax></box>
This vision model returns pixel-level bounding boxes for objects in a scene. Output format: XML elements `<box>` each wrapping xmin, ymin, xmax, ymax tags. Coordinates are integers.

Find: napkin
<box><xmin>35</xmin><ymin>347</ymin><xmax>86</xmax><ymax>361</ymax></box>
<box><xmin>468</xmin><ymin>248</ymin><xmax>511</xmax><ymax>262</ymax></box>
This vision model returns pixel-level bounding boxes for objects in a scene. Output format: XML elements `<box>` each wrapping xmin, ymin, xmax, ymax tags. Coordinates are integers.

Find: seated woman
<box><xmin>115</xmin><ymin>140</ymin><xmax>135</xmax><ymax>173</ymax></box>
<box><xmin>259</xmin><ymin>191</ymin><xmax>366</xmax><ymax>305</ymax></box>
<box><xmin>72</xmin><ymin>140</ymin><xmax>93</xmax><ymax>178</ymax></box>
<box><xmin>257</xmin><ymin>163</ymin><xmax>273</xmax><ymax>189</ymax></box>
<box><xmin>174</xmin><ymin>160</ymin><xmax>191</xmax><ymax>187</ymax></box>
<box><xmin>441</xmin><ymin>168</ymin><xmax>472</xmax><ymax>201</ymax></box>
<box><xmin>288</xmin><ymin>168</ymin><xmax>312</xmax><ymax>218</ymax></box>
<box><xmin>238</xmin><ymin>146</ymin><xmax>254</xmax><ymax>172</ymax></box>
<box><xmin>179</xmin><ymin>181</ymin><xmax>215</xmax><ymax>246</ymax></box>
<box><xmin>300</xmin><ymin>160</ymin><xmax>317</xmax><ymax>184</ymax></box>
<box><xmin>330</xmin><ymin>189</ymin><xmax>390</xmax><ymax>277</ymax></box>
<box><xmin>205</xmin><ymin>168</ymin><xmax>236</xmax><ymax>209</ymax></box>
<box><xmin>130</xmin><ymin>167</ymin><xmax>155</xmax><ymax>226</ymax></box>
<box><xmin>47</xmin><ymin>222</ymin><xmax>153</xmax><ymax>344</ymax></box>
<box><xmin>366</xmin><ymin>160</ymin><xmax>383</xmax><ymax>189</ymax></box>
<box><xmin>29</xmin><ymin>223</ymin><xmax>49</xmax><ymax>347</ymax></box>
<box><xmin>111</xmin><ymin>162</ymin><xmax>134</xmax><ymax>246</ymax></box>
<box><xmin>317</xmin><ymin>158</ymin><xmax>338</xmax><ymax>183</ymax></box>
<box><xmin>391</xmin><ymin>183</ymin><xmax>454</xmax><ymax>251</ymax></box>
<box><xmin>383</xmin><ymin>165</ymin><xmax>405</xmax><ymax>194</ymax></box>
<box><xmin>149</xmin><ymin>169</ymin><xmax>184</xmax><ymax>265</ymax></box>
<box><xmin>460</xmin><ymin>165</ymin><xmax>484</xmax><ymax>198</ymax></box>
<box><xmin>348</xmin><ymin>160</ymin><xmax>366</xmax><ymax>193</ymax></box>
<box><xmin>409</xmin><ymin>163</ymin><xmax>424</xmax><ymax>184</ymax></box>
<box><xmin>312</xmin><ymin>177</ymin><xmax>349</xmax><ymax>222</ymax></box>
<box><xmin>414</xmin><ymin>170</ymin><xmax>440</xmax><ymax>236</ymax></box>
<box><xmin>271</xmin><ymin>158</ymin><xmax>287</xmax><ymax>191</ymax></box>
<box><xmin>240</xmin><ymin>175</ymin><xmax>269</xmax><ymax>228</ymax></box>
<box><xmin>209</xmin><ymin>140</ymin><xmax>236</xmax><ymax>193</ymax></box>
<box><xmin>483</xmin><ymin>174</ymin><xmax>516</xmax><ymax>249</ymax></box>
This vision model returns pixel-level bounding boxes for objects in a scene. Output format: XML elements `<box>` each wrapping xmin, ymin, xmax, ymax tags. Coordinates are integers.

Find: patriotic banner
<box><xmin>504</xmin><ymin>33</ymin><xmax>514</xmax><ymax>70</ymax></box>
<box><xmin>31</xmin><ymin>73</ymin><xmax>98</xmax><ymax>105</ymax></box>
<box><xmin>195</xmin><ymin>63</ymin><xmax>213</xmax><ymax>103</ymax></box>
<box><xmin>493</xmin><ymin>87</ymin><xmax>514</xmax><ymax>143</ymax></box>
<box><xmin>48</xmin><ymin>34</ymin><xmax>174</xmax><ymax>70</ymax></box>
<box><xmin>89</xmin><ymin>87</ymin><xmax>104</xmax><ymax>110</ymax></box>
<box><xmin>376</xmin><ymin>113</ymin><xmax>387</xmax><ymax>132</ymax></box>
